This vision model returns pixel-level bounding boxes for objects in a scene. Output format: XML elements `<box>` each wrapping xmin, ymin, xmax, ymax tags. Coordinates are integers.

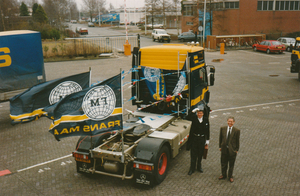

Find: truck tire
<box><xmin>298</xmin><ymin>68</ymin><xmax>300</xmax><ymax>82</ymax></box>
<box><xmin>154</xmin><ymin>145</ymin><xmax>170</xmax><ymax>184</ymax></box>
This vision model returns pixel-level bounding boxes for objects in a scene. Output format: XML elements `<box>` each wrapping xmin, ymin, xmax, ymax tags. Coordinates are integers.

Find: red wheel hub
<box><xmin>158</xmin><ymin>153</ymin><xmax>167</xmax><ymax>175</ymax></box>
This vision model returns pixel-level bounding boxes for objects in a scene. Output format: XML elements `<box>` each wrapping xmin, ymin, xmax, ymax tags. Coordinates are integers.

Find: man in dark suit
<box><xmin>187</xmin><ymin>109</ymin><xmax>210</xmax><ymax>175</ymax></box>
<box><xmin>219</xmin><ymin>116</ymin><xmax>240</xmax><ymax>183</ymax></box>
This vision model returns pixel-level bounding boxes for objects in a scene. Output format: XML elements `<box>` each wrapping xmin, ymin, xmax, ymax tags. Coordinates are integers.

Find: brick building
<box><xmin>181</xmin><ymin>0</ymin><xmax>300</xmax><ymax>39</ymax></box>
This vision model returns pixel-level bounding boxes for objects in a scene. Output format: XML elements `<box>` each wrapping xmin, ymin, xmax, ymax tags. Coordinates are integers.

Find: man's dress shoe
<box><xmin>219</xmin><ymin>175</ymin><xmax>226</xmax><ymax>180</ymax></box>
<box><xmin>197</xmin><ymin>168</ymin><xmax>203</xmax><ymax>173</ymax></box>
<box><xmin>229</xmin><ymin>178</ymin><xmax>234</xmax><ymax>183</ymax></box>
<box><xmin>188</xmin><ymin>170</ymin><xmax>194</xmax><ymax>175</ymax></box>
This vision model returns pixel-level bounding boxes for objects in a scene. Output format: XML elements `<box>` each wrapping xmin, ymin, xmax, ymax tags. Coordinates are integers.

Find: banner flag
<box><xmin>9</xmin><ymin>72</ymin><xmax>90</xmax><ymax>124</ymax></box>
<box><xmin>45</xmin><ymin>73</ymin><xmax>122</xmax><ymax>140</ymax></box>
<box><xmin>141</xmin><ymin>66</ymin><xmax>166</xmax><ymax>101</ymax></box>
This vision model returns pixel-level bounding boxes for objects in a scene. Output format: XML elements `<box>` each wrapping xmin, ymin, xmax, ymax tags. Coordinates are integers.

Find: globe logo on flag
<box><xmin>82</xmin><ymin>85</ymin><xmax>116</xmax><ymax>120</ymax></box>
<box><xmin>49</xmin><ymin>81</ymin><xmax>82</xmax><ymax>105</ymax></box>
<box><xmin>143</xmin><ymin>67</ymin><xmax>160</xmax><ymax>82</ymax></box>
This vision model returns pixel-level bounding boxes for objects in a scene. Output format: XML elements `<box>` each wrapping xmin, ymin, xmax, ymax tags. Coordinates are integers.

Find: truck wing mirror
<box><xmin>209</xmin><ymin>73</ymin><xmax>215</xmax><ymax>86</ymax></box>
<box><xmin>207</xmin><ymin>65</ymin><xmax>215</xmax><ymax>86</ymax></box>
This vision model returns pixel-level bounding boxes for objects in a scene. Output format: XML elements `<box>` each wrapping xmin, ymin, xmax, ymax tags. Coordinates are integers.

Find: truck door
<box><xmin>188</xmin><ymin>50</ymin><xmax>209</xmax><ymax>110</ymax></box>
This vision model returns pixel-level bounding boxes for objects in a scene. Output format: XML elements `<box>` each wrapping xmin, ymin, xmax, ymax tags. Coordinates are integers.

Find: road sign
<box><xmin>198</xmin><ymin>26</ymin><xmax>203</xmax><ymax>32</ymax></box>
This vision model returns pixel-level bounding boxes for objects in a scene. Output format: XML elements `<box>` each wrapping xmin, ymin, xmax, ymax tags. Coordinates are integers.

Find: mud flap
<box><xmin>134</xmin><ymin>169</ymin><xmax>154</xmax><ymax>186</ymax></box>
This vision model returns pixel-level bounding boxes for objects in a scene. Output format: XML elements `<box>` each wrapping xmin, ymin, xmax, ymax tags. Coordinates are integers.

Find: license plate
<box><xmin>278</xmin><ymin>47</ymin><xmax>282</xmax><ymax>48</ymax></box>
<box><xmin>75</xmin><ymin>157</ymin><xmax>91</xmax><ymax>163</ymax></box>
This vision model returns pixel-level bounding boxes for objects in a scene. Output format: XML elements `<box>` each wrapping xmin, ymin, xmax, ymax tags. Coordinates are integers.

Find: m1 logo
<box><xmin>0</xmin><ymin>47</ymin><xmax>12</xmax><ymax>67</ymax></box>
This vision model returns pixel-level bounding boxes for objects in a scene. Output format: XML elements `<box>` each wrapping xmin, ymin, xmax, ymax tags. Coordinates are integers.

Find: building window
<box><xmin>186</xmin><ymin>21</ymin><xmax>193</xmax><ymax>25</ymax></box>
<box><xmin>260</xmin><ymin>1</ymin><xmax>300</xmax><ymax>11</ymax></box>
<box><xmin>225</xmin><ymin>2</ymin><xmax>239</xmax><ymax>9</ymax></box>
<box><xmin>183</xmin><ymin>5</ymin><xmax>195</xmax><ymax>16</ymax></box>
<box><xmin>257</xmin><ymin>1</ymin><xmax>274</xmax><ymax>10</ymax></box>
<box><xmin>275</xmin><ymin>1</ymin><xmax>300</xmax><ymax>10</ymax></box>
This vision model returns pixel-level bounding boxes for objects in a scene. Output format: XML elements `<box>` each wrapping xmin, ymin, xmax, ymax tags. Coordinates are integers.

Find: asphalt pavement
<box><xmin>0</xmin><ymin>48</ymin><xmax>299</xmax><ymax>195</ymax></box>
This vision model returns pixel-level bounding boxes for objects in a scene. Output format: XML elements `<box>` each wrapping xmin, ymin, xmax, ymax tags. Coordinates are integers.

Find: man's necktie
<box><xmin>226</xmin><ymin>128</ymin><xmax>231</xmax><ymax>146</ymax></box>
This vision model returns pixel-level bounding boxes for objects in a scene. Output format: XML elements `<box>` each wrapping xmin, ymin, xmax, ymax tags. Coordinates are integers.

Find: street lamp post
<box><xmin>145</xmin><ymin>6</ymin><xmax>147</xmax><ymax>35</ymax></box>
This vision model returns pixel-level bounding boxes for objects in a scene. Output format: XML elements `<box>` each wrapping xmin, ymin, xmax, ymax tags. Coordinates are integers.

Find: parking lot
<box><xmin>0</xmin><ymin>49</ymin><xmax>299</xmax><ymax>195</ymax></box>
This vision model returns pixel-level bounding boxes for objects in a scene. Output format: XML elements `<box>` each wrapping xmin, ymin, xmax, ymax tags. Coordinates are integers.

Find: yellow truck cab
<box><xmin>291</xmin><ymin>37</ymin><xmax>300</xmax><ymax>81</ymax></box>
<box><xmin>131</xmin><ymin>44</ymin><xmax>215</xmax><ymax>116</ymax></box>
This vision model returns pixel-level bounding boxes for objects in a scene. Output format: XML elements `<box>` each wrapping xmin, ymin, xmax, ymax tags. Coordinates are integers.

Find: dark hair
<box><xmin>227</xmin><ymin>116</ymin><xmax>235</xmax><ymax>122</ymax></box>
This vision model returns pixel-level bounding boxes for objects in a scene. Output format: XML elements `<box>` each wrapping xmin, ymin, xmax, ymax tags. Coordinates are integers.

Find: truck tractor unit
<box><xmin>291</xmin><ymin>37</ymin><xmax>300</xmax><ymax>81</ymax></box>
<box><xmin>73</xmin><ymin>43</ymin><xmax>215</xmax><ymax>186</ymax></box>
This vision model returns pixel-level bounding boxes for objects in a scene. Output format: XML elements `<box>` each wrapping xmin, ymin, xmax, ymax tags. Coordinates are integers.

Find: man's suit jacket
<box><xmin>219</xmin><ymin>126</ymin><xmax>240</xmax><ymax>157</ymax></box>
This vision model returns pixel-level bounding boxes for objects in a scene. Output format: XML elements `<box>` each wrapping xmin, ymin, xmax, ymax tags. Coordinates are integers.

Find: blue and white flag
<box><xmin>44</xmin><ymin>74</ymin><xmax>122</xmax><ymax>140</ymax></box>
<box><xmin>9</xmin><ymin>72</ymin><xmax>90</xmax><ymax>124</ymax></box>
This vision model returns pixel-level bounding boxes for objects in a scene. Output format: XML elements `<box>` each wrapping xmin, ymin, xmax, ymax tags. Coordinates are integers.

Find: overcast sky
<box><xmin>75</xmin><ymin>0</ymin><xmax>145</xmax><ymax>10</ymax></box>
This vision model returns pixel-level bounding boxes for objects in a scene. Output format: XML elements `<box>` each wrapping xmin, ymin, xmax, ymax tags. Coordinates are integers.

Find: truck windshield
<box><xmin>158</xmin><ymin>30</ymin><xmax>167</xmax><ymax>34</ymax></box>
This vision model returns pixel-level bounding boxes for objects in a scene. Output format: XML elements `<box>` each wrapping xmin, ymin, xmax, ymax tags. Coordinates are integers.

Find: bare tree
<box><xmin>42</xmin><ymin>0</ymin><xmax>78</xmax><ymax>27</ymax></box>
<box><xmin>82</xmin><ymin>0</ymin><xmax>106</xmax><ymax>22</ymax></box>
<box><xmin>0</xmin><ymin>0</ymin><xmax>19</xmax><ymax>31</ymax></box>
<box><xmin>108</xmin><ymin>2</ymin><xmax>114</xmax><ymax>10</ymax></box>
<box><xmin>145</xmin><ymin>0</ymin><xmax>161</xmax><ymax>29</ymax></box>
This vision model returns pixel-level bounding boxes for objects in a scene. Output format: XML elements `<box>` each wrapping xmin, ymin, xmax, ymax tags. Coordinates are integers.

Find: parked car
<box><xmin>152</xmin><ymin>29</ymin><xmax>171</xmax><ymax>43</ymax></box>
<box><xmin>88</xmin><ymin>22</ymin><xmax>95</xmax><ymax>27</ymax></box>
<box><xmin>178</xmin><ymin>32</ymin><xmax>202</xmax><ymax>42</ymax></box>
<box><xmin>252</xmin><ymin>40</ymin><xmax>285</xmax><ymax>54</ymax></box>
<box><xmin>76</xmin><ymin>27</ymin><xmax>88</xmax><ymax>35</ymax></box>
<box><xmin>277</xmin><ymin>37</ymin><xmax>296</xmax><ymax>52</ymax></box>
<box><xmin>79</xmin><ymin>28</ymin><xmax>88</xmax><ymax>35</ymax></box>
<box><xmin>70</xmin><ymin>20</ymin><xmax>77</xmax><ymax>24</ymax></box>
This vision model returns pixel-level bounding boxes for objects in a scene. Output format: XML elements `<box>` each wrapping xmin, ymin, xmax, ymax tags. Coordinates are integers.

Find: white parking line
<box><xmin>16</xmin><ymin>99</ymin><xmax>300</xmax><ymax>173</ymax></box>
<box><xmin>248</xmin><ymin>62</ymin><xmax>261</xmax><ymax>64</ymax></box>
<box><xmin>211</xmin><ymin>99</ymin><xmax>300</xmax><ymax>112</ymax></box>
<box><xmin>17</xmin><ymin>154</ymin><xmax>72</xmax><ymax>172</ymax></box>
<box><xmin>269</xmin><ymin>62</ymin><xmax>280</xmax><ymax>64</ymax></box>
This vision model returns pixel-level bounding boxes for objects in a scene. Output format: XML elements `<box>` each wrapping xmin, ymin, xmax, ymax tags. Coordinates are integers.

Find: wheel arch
<box><xmin>134</xmin><ymin>137</ymin><xmax>171</xmax><ymax>162</ymax></box>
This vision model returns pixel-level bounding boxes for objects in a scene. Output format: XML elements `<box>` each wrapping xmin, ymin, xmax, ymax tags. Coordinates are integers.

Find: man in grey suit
<box><xmin>219</xmin><ymin>116</ymin><xmax>240</xmax><ymax>183</ymax></box>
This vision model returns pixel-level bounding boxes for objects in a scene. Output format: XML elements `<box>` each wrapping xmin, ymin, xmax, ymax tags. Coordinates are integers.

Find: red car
<box><xmin>252</xmin><ymin>40</ymin><xmax>285</xmax><ymax>54</ymax></box>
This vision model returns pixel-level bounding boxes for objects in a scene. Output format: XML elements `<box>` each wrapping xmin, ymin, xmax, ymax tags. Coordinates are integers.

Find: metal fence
<box><xmin>64</xmin><ymin>35</ymin><xmax>140</xmax><ymax>56</ymax></box>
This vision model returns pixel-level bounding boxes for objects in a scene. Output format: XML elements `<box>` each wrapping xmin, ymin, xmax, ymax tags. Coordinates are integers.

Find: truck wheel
<box><xmin>287</xmin><ymin>47</ymin><xmax>291</xmax><ymax>52</ymax></box>
<box><xmin>167</xmin><ymin>40</ymin><xmax>170</xmax><ymax>43</ymax></box>
<box><xmin>154</xmin><ymin>145</ymin><xmax>169</xmax><ymax>184</ymax></box>
<box><xmin>180</xmin><ymin>39</ymin><xmax>184</xmax><ymax>42</ymax></box>
<box><xmin>298</xmin><ymin>69</ymin><xmax>300</xmax><ymax>82</ymax></box>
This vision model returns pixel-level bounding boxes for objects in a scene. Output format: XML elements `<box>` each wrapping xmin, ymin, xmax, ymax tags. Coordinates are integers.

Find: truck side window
<box><xmin>197</xmin><ymin>51</ymin><xmax>204</xmax><ymax>63</ymax></box>
<box><xmin>199</xmin><ymin>68</ymin><xmax>207</xmax><ymax>84</ymax></box>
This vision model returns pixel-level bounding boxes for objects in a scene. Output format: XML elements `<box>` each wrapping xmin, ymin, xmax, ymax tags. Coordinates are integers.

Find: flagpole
<box><xmin>89</xmin><ymin>67</ymin><xmax>92</xmax><ymax>87</ymax></box>
<box><xmin>89</xmin><ymin>67</ymin><xmax>92</xmax><ymax>148</ymax></box>
<box><xmin>120</xmin><ymin>68</ymin><xmax>125</xmax><ymax>163</ymax></box>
